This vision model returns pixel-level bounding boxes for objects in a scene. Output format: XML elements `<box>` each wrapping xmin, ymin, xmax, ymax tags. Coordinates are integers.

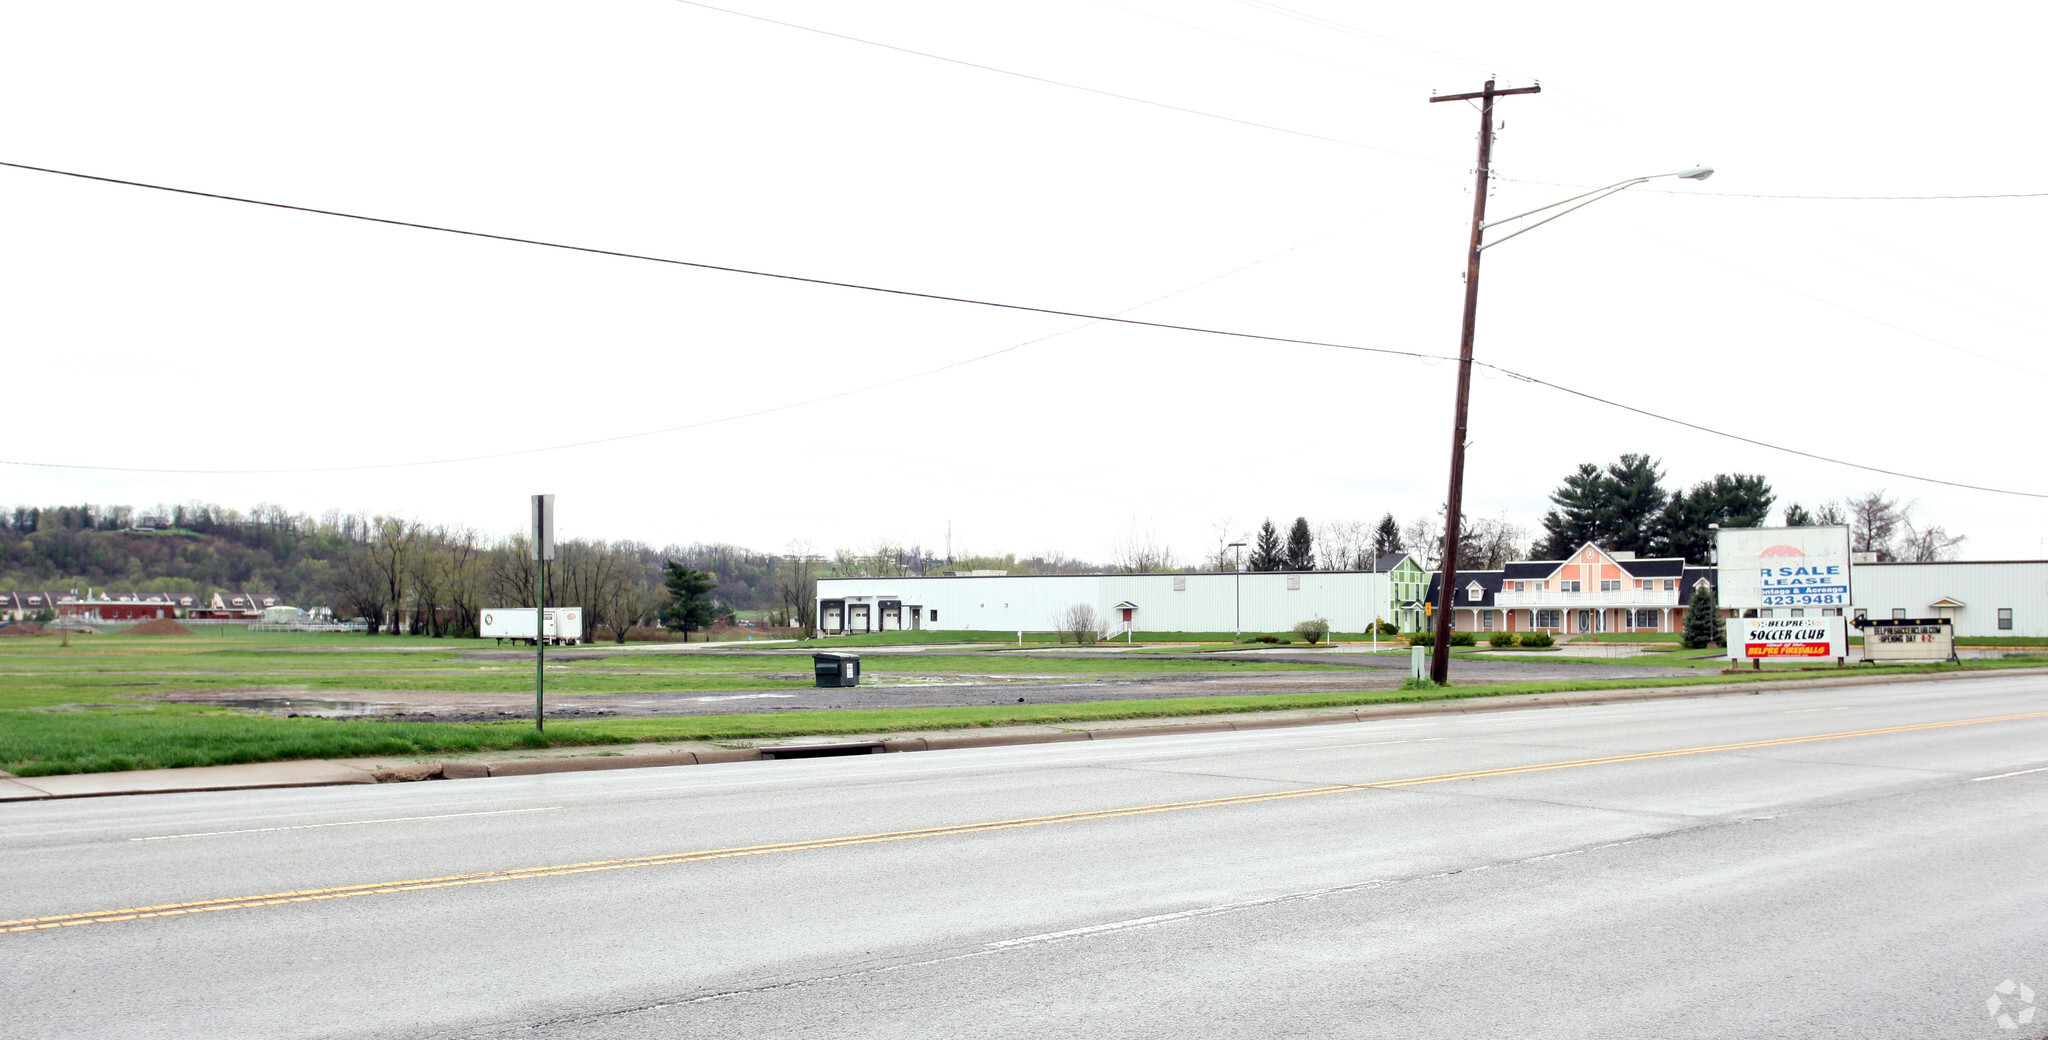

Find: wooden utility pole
<box><xmin>1426</xmin><ymin>78</ymin><xmax>1538</xmax><ymax>685</ymax></box>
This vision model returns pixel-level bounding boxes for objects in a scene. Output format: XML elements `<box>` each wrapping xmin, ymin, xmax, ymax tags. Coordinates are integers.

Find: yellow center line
<box><xmin>9</xmin><ymin>709</ymin><xmax>2046</xmax><ymax>934</ymax></box>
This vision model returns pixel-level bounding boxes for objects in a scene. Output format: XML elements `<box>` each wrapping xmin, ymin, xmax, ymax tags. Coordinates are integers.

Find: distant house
<box><xmin>1</xmin><ymin>591</ymin><xmax>55</xmax><ymax>621</ymax></box>
<box><xmin>55</xmin><ymin>595</ymin><xmax>177</xmax><ymax>623</ymax></box>
<box><xmin>192</xmin><ymin>591</ymin><xmax>283</xmax><ymax>621</ymax></box>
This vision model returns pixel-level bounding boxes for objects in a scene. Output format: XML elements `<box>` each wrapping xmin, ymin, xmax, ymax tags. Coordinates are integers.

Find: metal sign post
<box><xmin>533</xmin><ymin>493</ymin><xmax>555</xmax><ymax>732</ymax></box>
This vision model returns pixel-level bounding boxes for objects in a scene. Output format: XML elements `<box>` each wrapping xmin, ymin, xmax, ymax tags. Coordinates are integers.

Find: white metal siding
<box><xmin>819</xmin><ymin>572</ymin><xmax>1390</xmax><ymax>634</ymax></box>
<box><xmin>1853</xmin><ymin>563</ymin><xmax>2048</xmax><ymax>637</ymax></box>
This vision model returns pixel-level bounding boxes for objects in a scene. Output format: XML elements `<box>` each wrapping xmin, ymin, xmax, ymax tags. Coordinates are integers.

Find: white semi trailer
<box><xmin>479</xmin><ymin>607</ymin><xmax>585</xmax><ymax>645</ymax></box>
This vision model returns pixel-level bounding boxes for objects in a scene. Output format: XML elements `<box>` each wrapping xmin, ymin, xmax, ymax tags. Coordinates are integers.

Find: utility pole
<box><xmin>1427</xmin><ymin>78</ymin><xmax>1539</xmax><ymax>685</ymax></box>
<box><xmin>532</xmin><ymin>493</ymin><xmax>555</xmax><ymax>732</ymax></box>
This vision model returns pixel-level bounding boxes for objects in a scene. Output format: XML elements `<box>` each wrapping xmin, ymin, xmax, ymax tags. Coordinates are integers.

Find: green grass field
<box><xmin>4</xmin><ymin>629</ymin><xmax>2043</xmax><ymax>777</ymax></box>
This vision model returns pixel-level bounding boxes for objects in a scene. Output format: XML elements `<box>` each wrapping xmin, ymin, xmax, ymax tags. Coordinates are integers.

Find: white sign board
<box><xmin>1729</xmin><ymin>617</ymin><xmax>1848</xmax><ymax>662</ymax></box>
<box><xmin>480</xmin><ymin>607</ymin><xmax>583</xmax><ymax>641</ymax></box>
<box><xmin>1714</xmin><ymin>525</ymin><xmax>1852</xmax><ymax>611</ymax></box>
<box><xmin>1858</xmin><ymin>618</ymin><xmax>1955</xmax><ymax>663</ymax></box>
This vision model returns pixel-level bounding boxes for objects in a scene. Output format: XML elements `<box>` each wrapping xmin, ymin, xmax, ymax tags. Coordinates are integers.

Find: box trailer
<box><xmin>479</xmin><ymin>607</ymin><xmax>584</xmax><ymax>645</ymax></box>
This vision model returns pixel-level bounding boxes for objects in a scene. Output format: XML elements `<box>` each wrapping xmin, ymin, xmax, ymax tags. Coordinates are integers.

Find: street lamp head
<box><xmin>1677</xmin><ymin>166</ymin><xmax>1714</xmax><ymax>180</ymax></box>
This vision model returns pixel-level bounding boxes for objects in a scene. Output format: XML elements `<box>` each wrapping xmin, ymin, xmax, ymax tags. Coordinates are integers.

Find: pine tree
<box><xmin>1249</xmin><ymin>519</ymin><xmax>1285</xmax><ymax>572</ymax></box>
<box><xmin>1285</xmin><ymin>517</ymin><xmax>1314</xmax><ymax>571</ymax></box>
<box><xmin>1534</xmin><ymin>463</ymin><xmax>1607</xmax><ymax>559</ymax></box>
<box><xmin>1602</xmin><ymin>454</ymin><xmax>1669</xmax><ymax>557</ymax></box>
<box><xmin>1682</xmin><ymin>581</ymin><xmax>1722</xmax><ymax>649</ymax></box>
<box><xmin>1781</xmin><ymin>502</ymin><xmax>1814</xmax><ymax>527</ymax></box>
<box><xmin>1654</xmin><ymin>473</ymin><xmax>1774</xmax><ymax>563</ymax></box>
<box><xmin>1371</xmin><ymin>513</ymin><xmax>1402</xmax><ymax>559</ymax></box>
<box><xmin>660</xmin><ymin>561</ymin><xmax>720</xmax><ymax>640</ymax></box>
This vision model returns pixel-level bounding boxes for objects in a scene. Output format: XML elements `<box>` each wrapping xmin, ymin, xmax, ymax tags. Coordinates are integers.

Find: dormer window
<box><xmin>1466</xmin><ymin>582</ymin><xmax>1483</xmax><ymax>602</ymax></box>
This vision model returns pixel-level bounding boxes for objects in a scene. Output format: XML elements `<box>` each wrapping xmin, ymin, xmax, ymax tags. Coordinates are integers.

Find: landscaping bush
<box><xmin>1373</xmin><ymin>619</ymin><xmax>1399</xmax><ymax>636</ymax></box>
<box><xmin>1408</xmin><ymin>631</ymin><xmax>1433</xmax><ymax>647</ymax></box>
<box><xmin>1520</xmin><ymin>631</ymin><xmax>1555</xmax><ymax>648</ymax></box>
<box><xmin>1448</xmin><ymin>632</ymin><xmax>1476</xmax><ymax>647</ymax></box>
<box><xmin>1292</xmin><ymin>617</ymin><xmax>1331</xmax><ymax>646</ymax></box>
<box><xmin>1253</xmin><ymin>634</ymin><xmax>1282</xmax><ymax>644</ymax></box>
<box><xmin>1486</xmin><ymin>630</ymin><xmax>1516</xmax><ymax>648</ymax></box>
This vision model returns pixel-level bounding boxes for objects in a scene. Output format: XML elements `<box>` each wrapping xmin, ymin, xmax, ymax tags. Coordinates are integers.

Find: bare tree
<box><xmin>1315</xmin><ymin>519</ymin><xmax>1370</xmax><ymax>571</ymax></box>
<box><xmin>1053</xmin><ymin>603</ymin><xmax>1104</xmax><ymax>644</ymax></box>
<box><xmin>1402</xmin><ymin>515</ymin><xmax>1442</xmax><ymax>569</ymax></box>
<box><xmin>1202</xmin><ymin>518</ymin><xmax>1246</xmax><ymax>572</ymax></box>
<box><xmin>776</xmin><ymin>544</ymin><xmax>821</xmax><ymax>634</ymax></box>
<box><xmin>1847</xmin><ymin>491</ymin><xmax>1905</xmax><ymax>560</ymax></box>
<box><xmin>1108</xmin><ymin>519</ymin><xmax>1176</xmax><ymax>573</ymax></box>
<box><xmin>1897</xmin><ymin>519</ymin><xmax>1967</xmax><ymax>562</ymax></box>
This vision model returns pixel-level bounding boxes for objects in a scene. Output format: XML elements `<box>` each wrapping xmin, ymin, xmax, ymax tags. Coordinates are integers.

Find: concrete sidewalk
<box><xmin>0</xmin><ymin>668</ymin><xmax>2022</xmax><ymax>801</ymax></box>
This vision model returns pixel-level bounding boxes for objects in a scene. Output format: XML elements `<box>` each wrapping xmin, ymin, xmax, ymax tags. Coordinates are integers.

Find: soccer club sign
<box><xmin>1714</xmin><ymin>525</ymin><xmax>1853</xmax><ymax>611</ymax></box>
<box><xmin>1731</xmin><ymin>616</ymin><xmax>1849</xmax><ymax>663</ymax></box>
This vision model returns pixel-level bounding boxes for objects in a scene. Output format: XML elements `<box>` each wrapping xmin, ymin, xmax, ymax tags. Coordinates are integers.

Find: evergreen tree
<box><xmin>1682</xmin><ymin>581</ymin><xmax>1723</xmax><ymax>649</ymax></box>
<box><xmin>1781</xmin><ymin>502</ymin><xmax>1814</xmax><ymax>527</ymax></box>
<box><xmin>1248</xmin><ymin>519</ymin><xmax>1285</xmax><ymax>571</ymax></box>
<box><xmin>1534</xmin><ymin>463</ymin><xmax>1607</xmax><ymax>559</ymax></box>
<box><xmin>1371</xmin><ymin>513</ymin><xmax>1402</xmax><ymax>558</ymax></box>
<box><xmin>1654</xmin><ymin>473</ymin><xmax>1774</xmax><ymax>563</ymax></box>
<box><xmin>1602</xmin><ymin>454</ymin><xmax>1669</xmax><ymax>557</ymax></box>
<box><xmin>659</xmin><ymin>561</ymin><xmax>719</xmax><ymax>640</ymax></box>
<box><xmin>1284</xmin><ymin>516</ymin><xmax>1315</xmax><ymax>571</ymax></box>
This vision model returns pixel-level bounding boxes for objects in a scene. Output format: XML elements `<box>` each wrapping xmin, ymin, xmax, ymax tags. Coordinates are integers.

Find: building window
<box><xmin>1513</xmin><ymin>582</ymin><xmax>1524</xmax><ymax>592</ymax></box>
<box><xmin>1286</xmin><ymin>575</ymin><xmax>1301</xmax><ymax>591</ymax></box>
<box><xmin>1467</xmin><ymin>583</ymin><xmax>1483</xmax><ymax>602</ymax></box>
<box><xmin>1790</xmin><ymin>609</ymin><xmax>1805</xmax><ymax>618</ymax></box>
<box><xmin>1536</xmin><ymin>609</ymin><xmax>1561</xmax><ymax>628</ymax></box>
<box><xmin>1560</xmin><ymin>581</ymin><xmax>1581</xmax><ymax>593</ymax></box>
<box><xmin>1600</xmin><ymin>579</ymin><xmax>1621</xmax><ymax>592</ymax></box>
<box><xmin>1631</xmin><ymin>610</ymin><xmax>1659</xmax><ymax>628</ymax></box>
<box><xmin>1853</xmin><ymin>608</ymin><xmax>1868</xmax><ymax>622</ymax></box>
<box><xmin>1758</xmin><ymin>609</ymin><xmax>1774</xmax><ymax>618</ymax></box>
<box><xmin>1664</xmin><ymin>579</ymin><xmax>1676</xmax><ymax>591</ymax></box>
<box><xmin>1999</xmin><ymin>608</ymin><xmax>2013</xmax><ymax>631</ymax></box>
<box><xmin>1892</xmin><ymin>608</ymin><xmax>1906</xmax><ymax>620</ymax></box>
<box><xmin>930</xmin><ymin>610</ymin><xmax>938</xmax><ymax>621</ymax></box>
<box><xmin>1481</xmin><ymin>610</ymin><xmax>1494</xmax><ymax>630</ymax></box>
<box><xmin>1822</xmin><ymin>608</ymin><xmax>1841</xmax><ymax>617</ymax></box>
<box><xmin>1172</xmin><ymin>576</ymin><xmax>1187</xmax><ymax>592</ymax></box>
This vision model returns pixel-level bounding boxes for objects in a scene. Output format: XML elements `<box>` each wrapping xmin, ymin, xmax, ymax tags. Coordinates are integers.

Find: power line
<box><xmin>1</xmin><ymin>159</ymin><xmax>2043</xmax><ymax>500</ymax></box>
<box><xmin>666</xmin><ymin>0</ymin><xmax>1461</xmax><ymax>167</ymax></box>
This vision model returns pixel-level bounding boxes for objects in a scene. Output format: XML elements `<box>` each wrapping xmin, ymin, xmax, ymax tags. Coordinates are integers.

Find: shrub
<box><xmin>1253</xmin><ymin>634</ymin><xmax>1282</xmax><ymax>644</ymax></box>
<box><xmin>1520</xmin><ymin>631</ymin><xmax>1555</xmax><ymax>648</ymax></box>
<box><xmin>1292</xmin><ymin>617</ymin><xmax>1331</xmax><ymax>646</ymax></box>
<box><xmin>1408</xmin><ymin>631</ymin><xmax>1434</xmax><ymax>647</ymax></box>
<box><xmin>1448</xmin><ymin>632</ymin><xmax>1476</xmax><ymax>647</ymax></box>
<box><xmin>1373</xmin><ymin>619</ymin><xmax>1399</xmax><ymax>636</ymax></box>
<box><xmin>1486</xmin><ymin>630</ymin><xmax>1516</xmax><ymax>647</ymax></box>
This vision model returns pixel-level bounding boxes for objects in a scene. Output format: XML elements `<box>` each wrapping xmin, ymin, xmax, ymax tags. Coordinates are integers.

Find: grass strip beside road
<box><xmin>8</xmin><ymin>658</ymin><xmax>2045</xmax><ymax>776</ymax></box>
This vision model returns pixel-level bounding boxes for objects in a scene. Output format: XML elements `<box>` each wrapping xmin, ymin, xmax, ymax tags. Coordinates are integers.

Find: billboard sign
<box><xmin>1715</xmin><ymin>525</ymin><xmax>1852</xmax><ymax>611</ymax></box>
<box><xmin>1730</xmin><ymin>616</ymin><xmax>1848</xmax><ymax>661</ymax></box>
<box><xmin>1856</xmin><ymin>617</ymin><xmax>1955</xmax><ymax>663</ymax></box>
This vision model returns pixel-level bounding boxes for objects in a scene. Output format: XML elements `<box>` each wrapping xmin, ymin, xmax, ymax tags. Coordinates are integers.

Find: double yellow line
<box><xmin>8</xmin><ymin>710</ymin><xmax>2046</xmax><ymax>934</ymax></box>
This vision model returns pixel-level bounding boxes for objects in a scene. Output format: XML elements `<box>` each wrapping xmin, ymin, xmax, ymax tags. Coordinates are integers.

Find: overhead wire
<box><xmin>665</xmin><ymin>0</ymin><xmax>1462</xmax><ymax>167</ymax></box>
<box><xmin>1</xmin><ymin>160</ymin><xmax>2044</xmax><ymax>500</ymax></box>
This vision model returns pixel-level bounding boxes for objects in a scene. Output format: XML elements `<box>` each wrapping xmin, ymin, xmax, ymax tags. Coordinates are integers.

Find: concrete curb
<box><xmin>8</xmin><ymin>666</ymin><xmax>2040</xmax><ymax>799</ymax></box>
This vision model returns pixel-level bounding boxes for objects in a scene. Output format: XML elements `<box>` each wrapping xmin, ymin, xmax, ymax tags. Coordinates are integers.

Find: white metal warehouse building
<box><xmin>816</xmin><ymin>570</ymin><xmax>1410</xmax><ymax>637</ymax></box>
<box><xmin>817</xmin><ymin>557</ymin><xmax>2048</xmax><ymax>639</ymax></box>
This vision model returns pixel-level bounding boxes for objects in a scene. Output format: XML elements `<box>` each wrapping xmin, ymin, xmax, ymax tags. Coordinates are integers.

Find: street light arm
<box><xmin>1477</xmin><ymin>167</ymin><xmax>1713</xmax><ymax>251</ymax></box>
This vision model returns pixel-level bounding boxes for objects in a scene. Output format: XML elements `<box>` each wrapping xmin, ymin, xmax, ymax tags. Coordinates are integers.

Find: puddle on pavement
<box><xmin>160</xmin><ymin>695</ymin><xmax>393</xmax><ymax>717</ymax></box>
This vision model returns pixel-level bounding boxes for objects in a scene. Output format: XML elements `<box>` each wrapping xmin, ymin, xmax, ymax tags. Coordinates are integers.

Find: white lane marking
<box><xmin>1969</xmin><ymin>766</ymin><xmax>2048</xmax><ymax>783</ymax></box>
<box><xmin>129</xmin><ymin>807</ymin><xmax>562</xmax><ymax>841</ymax></box>
<box><xmin>986</xmin><ymin>899</ymin><xmax>1280</xmax><ymax>949</ymax></box>
<box><xmin>1781</xmin><ymin>706</ymin><xmax>1853</xmax><ymax>713</ymax></box>
<box><xmin>1299</xmin><ymin>737</ymin><xmax>1448</xmax><ymax>751</ymax></box>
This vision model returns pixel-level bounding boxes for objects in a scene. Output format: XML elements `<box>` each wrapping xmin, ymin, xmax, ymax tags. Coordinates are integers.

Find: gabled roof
<box><xmin>1375</xmin><ymin>551</ymin><xmax>1417</xmax><ymax>573</ymax></box>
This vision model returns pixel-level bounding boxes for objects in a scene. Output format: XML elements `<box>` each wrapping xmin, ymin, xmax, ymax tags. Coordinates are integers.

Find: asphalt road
<box><xmin>6</xmin><ymin>673</ymin><xmax>2047</xmax><ymax>1039</ymax></box>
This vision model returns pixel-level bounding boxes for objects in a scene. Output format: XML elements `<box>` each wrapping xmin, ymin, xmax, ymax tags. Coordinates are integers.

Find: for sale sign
<box><xmin>1714</xmin><ymin>526</ymin><xmax>1853</xmax><ymax>611</ymax></box>
<box><xmin>1730</xmin><ymin>617</ymin><xmax>1848</xmax><ymax>661</ymax></box>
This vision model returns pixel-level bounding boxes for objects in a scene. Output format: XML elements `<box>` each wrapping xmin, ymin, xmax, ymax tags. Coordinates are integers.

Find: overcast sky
<box><xmin>4</xmin><ymin>1</ymin><xmax>2044</xmax><ymax>564</ymax></box>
